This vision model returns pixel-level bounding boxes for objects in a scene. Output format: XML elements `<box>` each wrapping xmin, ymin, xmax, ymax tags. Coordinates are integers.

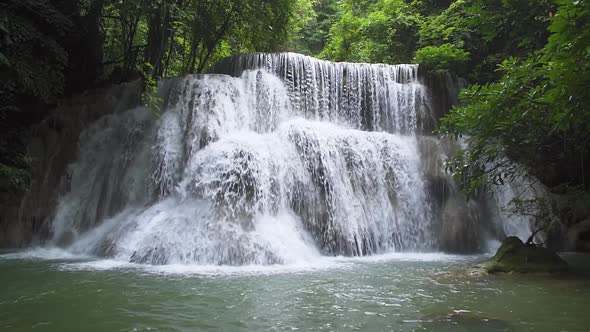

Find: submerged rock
<box><xmin>484</xmin><ymin>236</ymin><xmax>568</xmax><ymax>273</ymax></box>
<box><xmin>420</xmin><ymin>309</ymin><xmax>513</xmax><ymax>332</ymax></box>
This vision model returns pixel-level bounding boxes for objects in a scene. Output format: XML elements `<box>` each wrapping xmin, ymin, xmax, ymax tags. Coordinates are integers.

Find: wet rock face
<box><xmin>438</xmin><ymin>197</ymin><xmax>483</xmax><ymax>253</ymax></box>
<box><xmin>484</xmin><ymin>236</ymin><xmax>569</xmax><ymax>273</ymax></box>
<box><xmin>416</xmin><ymin>136</ymin><xmax>487</xmax><ymax>253</ymax></box>
<box><xmin>0</xmin><ymin>80</ymin><xmax>143</xmax><ymax>248</ymax></box>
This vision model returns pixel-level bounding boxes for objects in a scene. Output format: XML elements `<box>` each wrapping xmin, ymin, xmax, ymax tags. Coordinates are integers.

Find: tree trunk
<box><xmin>145</xmin><ymin>9</ymin><xmax>164</xmax><ymax>75</ymax></box>
<box><xmin>56</xmin><ymin>0</ymin><xmax>105</xmax><ymax>92</ymax></box>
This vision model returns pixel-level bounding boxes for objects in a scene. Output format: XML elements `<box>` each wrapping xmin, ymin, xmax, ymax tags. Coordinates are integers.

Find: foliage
<box><xmin>0</xmin><ymin>123</ymin><xmax>31</xmax><ymax>194</ymax></box>
<box><xmin>320</xmin><ymin>0</ymin><xmax>422</xmax><ymax>64</ymax></box>
<box><xmin>440</xmin><ymin>0</ymin><xmax>590</xmax><ymax>195</ymax></box>
<box><xmin>0</xmin><ymin>0</ymin><xmax>73</xmax><ymax>115</ymax></box>
<box><xmin>2</xmin><ymin>0</ymin><xmax>302</xmax><ymax>102</ymax></box>
<box><xmin>288</xmin><ymin>0</ymin><xmax>318</xmax><ymax>46</ymax></box>
<box><xmin>417</xmin><ymin>0</ymin><xmax>471</xmax><ymax>48</ymax></box>
<box><xmin>0</xmin><ymin>0</ymin><xmax>74</xmax><ymax>194</ymax></box>
<box><xmin>414</xmin><ymin>43</ymin><xmax>469</xmax><ymax>72</ymax></box>
<box><xmin>0</xmin><ymin>159</ymin><xmax>31</xmax><ymax>194</ymax></box>
<box><xmin>138</xmin><ymin>63</ymin><xmax>162</xmax><ymax>116</ymax></box>
<box><xmin>314</xmin><ymin>0</ymin><xmax>552</xmax><ymax>76</ymax></box>
<box><xmin>290</xmin><ymin>0</ymin><xmax>338</xmax><ymax>56</ymax></box>
<box><xmin>99</xmin><ymin>0</ymin><xmax>298</xmax><ymax>79</ymax></box>
<box><xmin>418</xmin><ymin>0</ymin><xmax>554</xmax><ymax>81</ymax></box>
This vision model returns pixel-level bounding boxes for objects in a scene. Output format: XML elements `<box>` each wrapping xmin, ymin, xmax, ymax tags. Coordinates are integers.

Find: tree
<box><xmin>290</xmin><ymin>0</ymin><xmax>337</xmax><ymax>56</ymax></box>
<box><xmin>0</xmin><ymin>0</ymin><xmax>73</xmax><ymax>114</ymax></box>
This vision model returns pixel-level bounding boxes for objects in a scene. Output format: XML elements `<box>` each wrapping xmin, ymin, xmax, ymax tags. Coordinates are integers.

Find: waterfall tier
<box><xmin>214</xmin><ymin>52</ymin><xmax>435</xmax><ymax>133</ymax></box>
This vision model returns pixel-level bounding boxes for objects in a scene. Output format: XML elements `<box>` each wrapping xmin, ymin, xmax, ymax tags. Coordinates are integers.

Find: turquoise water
<box><xmin>1</xmin><ymin>250</ymin><xmax>590</xmax><ymax>331</ymax></box>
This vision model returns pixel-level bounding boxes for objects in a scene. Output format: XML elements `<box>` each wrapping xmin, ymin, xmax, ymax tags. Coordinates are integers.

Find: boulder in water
<box><xmin>484</xmin><ymin>236</ymin><xmax>568</xmax><ymax>273</ymax></box>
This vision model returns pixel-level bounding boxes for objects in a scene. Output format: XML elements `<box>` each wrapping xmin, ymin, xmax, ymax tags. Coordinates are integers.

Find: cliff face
<box><xmin>418</xmin><ymin>70</ymin><xmax>467</xmax><ymax>130</ymax></box>
<box><xmin>0</xmin><ymin>81</ymin><xmax>142</xmax><ymax>248</ymax></box>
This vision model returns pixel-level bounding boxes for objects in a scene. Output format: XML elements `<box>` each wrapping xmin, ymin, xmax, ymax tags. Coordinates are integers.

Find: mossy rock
<box><xmin>484</xmin><ymin>236</ymin><xmax>569</xmax><ymax>273</ymax></box>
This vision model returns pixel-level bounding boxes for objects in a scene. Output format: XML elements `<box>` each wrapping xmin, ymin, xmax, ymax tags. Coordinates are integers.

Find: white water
<box><xmin>46</xmin><ymin>53</ymin><xmax>532</xmax><ymax>266</ymax></box>
<box><xmin>0</xmin><ymin>246</ymin><xmax>471</xmax><ymax>277</ymax></box>
<box><xmin>217</xmin><ymin>53</ymin><xmax>434</xmax><ymax>133</ymax></box>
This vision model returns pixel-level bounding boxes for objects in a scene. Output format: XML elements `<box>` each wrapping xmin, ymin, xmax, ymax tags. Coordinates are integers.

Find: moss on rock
<box><xmin>484</xmin><ymin>236</ymin><xmax>569</xmax><ymax>273</ymax></box>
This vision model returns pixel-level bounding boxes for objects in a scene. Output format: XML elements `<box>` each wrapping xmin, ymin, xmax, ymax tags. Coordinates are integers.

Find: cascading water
<box><xmin>215</xmin><ymin>53</ymin><xmax>436</xmax><ymax>133</ymax></box>
<box><xmin>46</xmin><ymin>53</ymin><xmax>530</xmax><ymax>265</ymax></box>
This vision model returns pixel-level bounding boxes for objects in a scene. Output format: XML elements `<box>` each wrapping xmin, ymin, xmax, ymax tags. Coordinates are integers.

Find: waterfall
<box><xmin>214</xmin><ymin>53</ymin><xmax>436</xmax><ymax>133</ymax></box>
<box><xmin>45</xmin><ymin>53</ymin><xmax>530</xmax><ymax>265</ymax></box>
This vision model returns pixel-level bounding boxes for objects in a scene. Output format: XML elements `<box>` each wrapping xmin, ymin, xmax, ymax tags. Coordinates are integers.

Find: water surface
<box><xmin>1</xmin><ymin>250</ymin><xmax>589</xmax><ymax>331</ymax></box>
